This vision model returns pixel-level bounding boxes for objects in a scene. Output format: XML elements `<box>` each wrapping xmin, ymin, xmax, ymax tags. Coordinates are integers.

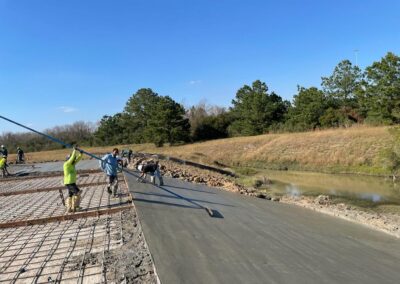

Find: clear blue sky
<box><xmin>1</xmin><ymin>0</ymin><xmax>399</xmax><ymax>133</ymax></box>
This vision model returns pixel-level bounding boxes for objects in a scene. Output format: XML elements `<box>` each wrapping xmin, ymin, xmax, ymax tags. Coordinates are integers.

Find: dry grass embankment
<box><xmin>9</xmin><ymin>126</ymin><xmax>392</xmax><ymax>175</ymax></box>
<box><xmin>136</xmin><ymin>126</ymin><xmax>392</xmax><ymax>175</ymax></box>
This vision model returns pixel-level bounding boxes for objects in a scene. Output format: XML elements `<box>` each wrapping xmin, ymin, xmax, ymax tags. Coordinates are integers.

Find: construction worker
<box><xmin>100</xmin><ymin>148</ymin><xmax>122</xmax><ymax>197</ymax></box>
<box><xmin>0</xmin><ymin>156</ymin><xmax>10</xmax><ymax>178</ymax></box>
<box><xmin>0</xmin><ymin>145</ymin><xmax>10</xmax><ymax>178</ymax></box>
<box><xmin>128</xmin><ymin>149</ymin><xmax>133</xmax><ymax>163</ymax></box>
<box><xmin>0</xmin><ymin>145</ymin><xmax>8</xmax><ymax>159</ymax></box>
<box><xmin>64</xmin><ymin>147</ymin><xmax>83</xmax><ymax>212</ymax></box>
<box><xmin>137</xmin><ymin>161</ymin><xmax>164</xmax><ymax>185</ymax></box>
<box><xmin>135</xmin><ymin>157</ymin><xmax>146</xmax><ymax>171</ymax></box>
<box><xmin>16</xmin><ymin>147</ymin><xmax>25</xmax><ymax>164</ymax></box>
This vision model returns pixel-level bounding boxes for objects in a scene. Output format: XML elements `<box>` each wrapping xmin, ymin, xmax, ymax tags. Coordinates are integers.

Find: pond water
<box><xmin>256</xmin><ymin>170</ymin><xmax>400</xmax><ymax>205</ymax></box>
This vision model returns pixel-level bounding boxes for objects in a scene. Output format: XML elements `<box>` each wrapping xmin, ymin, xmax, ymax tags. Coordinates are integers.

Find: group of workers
<box><xmin>0</xmin><ymin>142</ymin><xmax>163</xmax><ymax>212</ymax></box>
<box><xmin>0</xmin><ymin>145</ymin><xmax>25</xmax><ymax>178</ymax></box>
<box><xmin>63</xmin><ymin>147</ymin><xmax>163</xmax><ymax>213</ymax></box>
<box><xmin>63</xmin><ymin>147</ymin><xmax>123</xmax><ymax>213</ymax></box>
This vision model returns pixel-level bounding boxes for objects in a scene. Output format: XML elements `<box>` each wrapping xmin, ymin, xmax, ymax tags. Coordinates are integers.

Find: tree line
<box><xmin>0</xmin><ymin>121</ymin><xmax>96</xmax><ymax>153</ymax></box>
<box><xmin>1</xmin><ymin>51</ymin><xmax>399</xmax><ymax>152</ymax></box>
<box><xmin>97</xmin><ymin>51</ymin><xmax>399</xmax><ymax>145</ymax></box>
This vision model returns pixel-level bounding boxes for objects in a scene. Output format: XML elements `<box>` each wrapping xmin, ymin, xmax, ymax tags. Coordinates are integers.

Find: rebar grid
<box><xmin>0</xmin><ymin>169</ymin><xmax>102</xmax><ymax>183</ymax></box>
<box><xmin>0</xmin><ymin>182</ymin><xmax>130</xmax><ymax>224</ymax></box>
<box><xmin>0</xmin><ymin>213</ymin><xmax>123</xmax><ymax>283</ymax></box>
<box><xmin>0</xmin><ymin>173</ymin><xmax>123</xmax><ymax>195</ymax></box>
<box><xmin>0</xmin><ymin>172</ymin><xmax>134</xmax><ymax>283</ymax></box>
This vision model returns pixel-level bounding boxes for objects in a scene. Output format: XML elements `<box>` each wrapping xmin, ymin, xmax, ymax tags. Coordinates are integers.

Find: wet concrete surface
<box><xmin>124</xmin><ymin>170</ymin><xmax>400</xmax><ymax>284</ymax></box>
<box><xmin>8</xmin><ymin>160</ymin><xmax>99</xmax><ymax>175</ymax></box>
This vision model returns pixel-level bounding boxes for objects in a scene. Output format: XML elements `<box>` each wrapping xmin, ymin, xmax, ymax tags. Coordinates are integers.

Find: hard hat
<box><xmin>0</xmin><ymin>145</ymin><xmax>4</xmax><ymax>148</ymax></box>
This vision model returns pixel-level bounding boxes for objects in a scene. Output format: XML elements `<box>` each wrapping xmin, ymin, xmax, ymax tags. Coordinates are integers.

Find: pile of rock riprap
<box><xmin>129</xmin><ymin>157</ymin><xmax>263</xmax><ymax>197</ymax></box>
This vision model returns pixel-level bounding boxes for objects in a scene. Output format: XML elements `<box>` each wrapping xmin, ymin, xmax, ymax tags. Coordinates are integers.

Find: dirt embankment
<box><xmin>132</xmin><ymin>157</ymin><xmax>400</xmax><ymax>239</ymax></box>
<box><xmin>134</xmin><ymin>126</ymin><xmax>392</xmax><ymax>175</ymax></box>
<box><xmin>13</xmin><ymin>125</ymin><xmax>392</xmax><ymax>176</ymax></box>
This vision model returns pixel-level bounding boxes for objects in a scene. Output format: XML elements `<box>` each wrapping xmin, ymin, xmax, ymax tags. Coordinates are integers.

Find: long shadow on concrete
<box><xmin>131</xmin><ymin>190</ymin><xmax>234</xmax><ymax>207</ymax></box>
<box><xmin>164</xmin><ymin>184</ymin><xmax>217</xmax><ymax>194</ymax></box>
<box><xmin>124</xmin><ymin>168</ymin><xmax>227</xmax><ymax>216</ymax></box>
<box><xmin>130</xmin><ymin>198</ymin><xmax>201</xmax><ymax>210</ymax></box>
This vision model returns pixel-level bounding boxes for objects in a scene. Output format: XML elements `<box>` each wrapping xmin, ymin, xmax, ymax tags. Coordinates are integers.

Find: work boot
<box><xmin>75</xmin><ymin>192</ymin><xmax>82</xmax><ymax>211</ymax></box>
<box><xmin>66</xmin><ymin>197</ymin><xmax>73</xmax><ymax>213</ymax></box>
<box><xmin>71</xmin><ymin>195</ymin><xmax>81</xmax><ymax>212</ymax></box>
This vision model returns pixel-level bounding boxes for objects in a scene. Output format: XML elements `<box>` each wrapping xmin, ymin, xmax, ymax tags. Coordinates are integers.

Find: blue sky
<box><xmin>1</xmin><ymin>0</ymin><xmax>399</xmax><ymax>133</ymax></box>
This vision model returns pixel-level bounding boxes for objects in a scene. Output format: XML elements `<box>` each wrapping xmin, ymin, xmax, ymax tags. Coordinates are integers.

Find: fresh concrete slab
<box><xmin>124</xmin><ymin>171</ymin><xmax>400</xmax><ymax>284</ymax></box>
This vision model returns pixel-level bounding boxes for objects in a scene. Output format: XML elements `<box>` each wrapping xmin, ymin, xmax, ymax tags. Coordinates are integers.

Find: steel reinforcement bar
<box><xmin>0</xmin><ymin>179</ymin><xmax>125</xmax><ymax>196</ymax></box>
<box><xmin>0</xmin><ymin>204</ymin><xmax>133</xmax><ymax>229</ymax></box>
<box><xmin>0</xmin><ymin>169</ymin><xmax>102</xmax><ymax>182</ymax></box>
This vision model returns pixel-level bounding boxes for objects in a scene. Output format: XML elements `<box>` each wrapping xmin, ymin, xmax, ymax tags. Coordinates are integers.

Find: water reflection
<box><xmin>285</xmin><ymin>184</ymin><xmax>301</xmax><ymax>197</ymax></box>
<box><xmin>259</xmin><ymin>169</ymin><xmax>400</xmax><ymax>205</ymax></box>
<box><xmin>359</xmin><ymin>193</ymin><xmax>382</xmax><ymax>203</ymax></box>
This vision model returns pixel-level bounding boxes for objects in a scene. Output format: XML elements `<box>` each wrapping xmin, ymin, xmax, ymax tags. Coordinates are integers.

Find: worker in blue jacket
<box><xmin>100</xmin><ymin>148</ymin><xmax>122</xmax><ymax>197</ymax></box>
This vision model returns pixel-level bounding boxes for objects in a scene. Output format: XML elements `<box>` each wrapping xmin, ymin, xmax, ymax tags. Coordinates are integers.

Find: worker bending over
<box><xmin>100</xmin><ymin>148</ymin><xmax>122</xmax><ymax>198</ymax></box>
<box><xmin>137</xmin><ymin>161</ymin><xmax>164</xmax><ymax>186</ymax></box>
<box><xmin>64</xmin><ymin>147</ymin><xmax>83</xmax><ymax>212</ymax></box>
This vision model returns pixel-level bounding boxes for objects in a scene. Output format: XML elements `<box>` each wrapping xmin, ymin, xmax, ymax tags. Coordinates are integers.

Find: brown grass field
<box><xmin>8</xmin><ymin>125</ymin><xmax>393</xmax><ymax>175</ymax></box>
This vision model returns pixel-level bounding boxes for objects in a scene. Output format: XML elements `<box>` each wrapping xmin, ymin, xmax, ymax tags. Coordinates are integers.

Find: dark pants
<box><xmin>17</xmin><ymin>154</ymin><xmax>24</xmax><ymax>163</ymax></box>
<box><xmin>108</xmin><ymin>175</ymin><xmax>119</xmax><ymax>195</ymax></box>
<box><xmin>66</xmin><ymin>183</ymin><xmax>80</xmax><ymax>197</ymax></box>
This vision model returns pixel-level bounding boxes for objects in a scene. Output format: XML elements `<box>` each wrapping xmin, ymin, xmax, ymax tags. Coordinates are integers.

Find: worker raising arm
<box><xmin>64</xmin><ymin>147</ymin><xmax>83</xmax><ymax>213</ymax></box>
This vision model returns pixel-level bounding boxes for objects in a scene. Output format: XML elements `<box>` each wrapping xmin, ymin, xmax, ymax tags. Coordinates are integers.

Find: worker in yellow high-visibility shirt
<box><xmin>63</xmin><ymin>147</ymin><xmax>83</xmax><ymax>212</ymax></box>
<box><xmin>0</xmin><ymin>156</ymin><xmax>10</xmax><ymax>178</ymax></box>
